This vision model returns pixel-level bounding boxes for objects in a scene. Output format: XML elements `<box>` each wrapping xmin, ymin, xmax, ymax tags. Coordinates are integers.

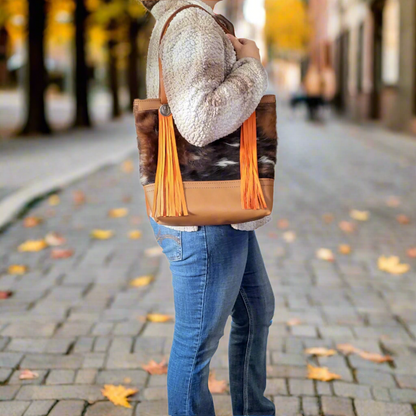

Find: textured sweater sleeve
<box><xmin>159</xmin><ymin>7</ymin><xmax>268</xmax><ymax>147</ymax></box>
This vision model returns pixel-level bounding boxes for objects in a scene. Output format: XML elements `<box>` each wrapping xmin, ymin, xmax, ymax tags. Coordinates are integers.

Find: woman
<box><xmin>139</xmin><ymin>1</ymin><xmax>276</xmax><ymax>415</ymax></box>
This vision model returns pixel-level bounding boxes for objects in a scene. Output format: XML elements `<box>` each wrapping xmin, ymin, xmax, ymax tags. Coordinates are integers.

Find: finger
<box><xmin>226</xmin><ymin>34</ymin><xmax>242</xmax><ymax>48</ymax></box>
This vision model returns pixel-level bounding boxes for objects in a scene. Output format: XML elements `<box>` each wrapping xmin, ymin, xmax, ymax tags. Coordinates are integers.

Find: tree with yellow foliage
<box><xmin>264</xmin><ymin>0</ymin><xmax>311</xmax><ymax>57</ymax></box>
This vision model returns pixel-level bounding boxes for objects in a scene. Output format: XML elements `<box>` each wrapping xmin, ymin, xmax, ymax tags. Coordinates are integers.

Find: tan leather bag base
<box><xmin>145</xmin><ymin>179</ymin><xmax>274</xmax><ymax>226</ymax></box>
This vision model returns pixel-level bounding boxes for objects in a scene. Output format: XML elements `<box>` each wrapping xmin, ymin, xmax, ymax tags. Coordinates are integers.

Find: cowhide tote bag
<box><xmin>133</xmin><ymin>4</ymin><xmax>278</xmax><ymax>226</ymax></box>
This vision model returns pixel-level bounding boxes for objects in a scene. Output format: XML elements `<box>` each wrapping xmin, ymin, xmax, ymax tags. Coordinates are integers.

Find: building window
<box><xmin>382</xmin><ymin>0</ymin><xmax>400</xmax><ymax>85</ymax></box>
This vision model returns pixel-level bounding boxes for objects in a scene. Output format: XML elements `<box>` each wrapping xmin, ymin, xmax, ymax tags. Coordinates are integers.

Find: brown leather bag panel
<box><xmin>144</xmin><ymin>179</ymin><xmax>274</xmax><ymax>226</ymax></box>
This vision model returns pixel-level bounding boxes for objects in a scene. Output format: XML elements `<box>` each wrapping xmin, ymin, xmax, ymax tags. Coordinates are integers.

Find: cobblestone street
<box><xmin>1</xmin><ymin>111</ymin><xmax>416</xmax><ymax>416</ymax></box>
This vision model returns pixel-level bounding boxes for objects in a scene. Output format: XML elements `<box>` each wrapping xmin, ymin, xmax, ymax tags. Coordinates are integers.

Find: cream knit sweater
<box><xmin>143</xmin><ymin>0</ymin><xmax>273</xmax><ymax>232</ymax></box>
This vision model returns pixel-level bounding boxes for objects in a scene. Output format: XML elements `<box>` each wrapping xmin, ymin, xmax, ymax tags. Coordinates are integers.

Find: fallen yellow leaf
<box><xmin>128</xmin><ymin>230</ymin><xmax>142</xmax><ymax>239</ymax></box>
<box><xmin>108</xmin><ymin>208</ymin><xmax>129</xmax><ymax>218</ymax></box>
<box><xmin>101</xmin><ymin>384</ymin><xmax>138</xmax><ymax>408</ymax></box>
<box><xmin>305</xmin><ymin>347</ymin><xmax>337</xmax><ymax>357</ymax></box>
<box><xmin>23</xmin><ymin>216</ymin><xmax>43</xmax><ymax>228</ymax></box>
<box><xmin>130</xmin><ymin>276</ymin><xmax>154</xmax><ymax>287</ymax></box>
<box><xmin>378</xmin><ymin>256</ymin><xmax>410</xmax><ymax>275</ymax></box>
<box><xmin>142</xmin><ymin>358</ymin><xmax>168</xmax><ymax>375</ymax></box>
<box><xmin>386</xmin><ymin>196</ymin><xmax>401</xmax><ymax>207</ymax></box>
<box><xmin>338</xmin><ymin>244</ymin><xmax>352</xmax><ymax>255</ymax></box>
<box><xmin>90</xmin><ymin>229</ymin><xmax>114</xmax><ymax>240</ymax></box>
<box><xmin>337</xmin><ymin>343</ymin><xmax>393</xmax><ymax>363</ymax></box>
<box><xmin>307</xmin><ymin>364</ymin><xmax>341</xmax><ymax>382</ymax></box>
<box><xmin>322</xmin><ymin>213</ymin><xmax>334</xmax><ymax>223</ymax></box>
<box><xmin>19</xmin><ymin>369</ymin><xmax>39</xmax><ymax>380</ymax></box>
<box><xmin>339</xmin><ymin>221</ymin><xmax>356</xmax><ymax>233</ymax></box>
<box><xmin>7</xmin><ymin>265</ymin><xmax>28</xmax><ymax>275</ymax></box>
<box><xmin>407</xmin><ymin>248</ymin><xmax>416</xmax><ymax>258</ymax></box>
<box><xmin>48</xmin><ymin>194</ymin><xmax>60</xmax><ymax>206</ymax></box>
<box><xmin>316</xmin><ymin>248</ymin><xmax>335</xmax><ymax>262</ymax></box>
<box><xmin>121</xmin><ymin>159</ymin><xmax>134</xmax><ymax>173</ymax></box>
<box><xmin>146</xmin><ymin>313</ymin><xmax>173</xmax><ymax>323</ymax></box>
<box><xmin>350</xmin><ymin>209</ymin><xmax>370</xmax><ymax>221</ymax></box>
<box><xmin>277</xmin><ymin>219</ymin><xmax>290</xmax><ymax>229</ymax></box>
<box><xmin>208</xmin><ymin>371</ymin><xmax>228</xmax><ymax>393</ymax></box>
<box><xmin>396</xmin><ymin>214</ymin><xmax>411</xmax><ymax>225</ymax></box>
<box><xmin>44</xmin><ymin>232</ymin><xmax>66</xmax><ymax>246</ymax></box>
<box><xmin>283</xmin><ymin>231</ymin><xmax>296</xmax><ymax>243</ymax></box>
<box><xmin>124</xmin><ymin>377</ymin><xmax>132</xmax><ymax>384</ymax></box>
<box><xmin>286</xmin><ymin>318</ymin><xmax>302</xmax><ymax>326</ymax></box>
<box><xmin>18</xmin><ymin>240</ymin><xmax>48</xmax><ymax>252</ymax></box>
<box><xmin>144</xmin><ymin>246</ymin><xmax>163</xmax><ymax>257</ymax></box>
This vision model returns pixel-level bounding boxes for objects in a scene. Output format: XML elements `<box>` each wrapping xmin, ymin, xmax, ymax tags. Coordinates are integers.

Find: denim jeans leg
<box><xmin>228</xmin><ymin>231</ymin><xmax>276</xmax><ymax>416</ymax></box>
<box><xmin>165</xmin><ymin>224</ymin><xmax>250</xmax><ymax>416</ymax></box>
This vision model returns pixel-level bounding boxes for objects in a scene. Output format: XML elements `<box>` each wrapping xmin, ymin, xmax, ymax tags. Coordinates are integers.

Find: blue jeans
<box><xmin>149</xmin><ymin>217</ymin><xmax>276</xmax><ymax>416</ymax></box>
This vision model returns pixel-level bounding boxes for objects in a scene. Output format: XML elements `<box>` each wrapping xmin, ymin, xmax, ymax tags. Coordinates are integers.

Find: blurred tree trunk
<box><xmin>108</xmin><ymin>18</ymin><xmax>121</xmax><ymax>118</ymax></box>
<box><xmin>128</xmin><ymin>16</ymin><xmax>139</xmax><ymax>108</ymax></box>
<box><xmin>21</xmin><ymin>0</ymin><xmax>51</xmax><ymax>135</ymax></box>
<box><xmin>74</xmin><ymin>0</ymin><xmax>91</xmax><ymax>127</ymax></box>
<box><xmin>0</xmin><ymin>28</ymin><xmax>8</xmax><ymax>87</ymax></box>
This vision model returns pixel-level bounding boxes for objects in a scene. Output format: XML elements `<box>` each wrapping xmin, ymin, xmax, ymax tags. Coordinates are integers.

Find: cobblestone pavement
<box><xmin>0</xmin><ymin>111</ymin><xmax>416</xmax><ymax>416</ymax></box>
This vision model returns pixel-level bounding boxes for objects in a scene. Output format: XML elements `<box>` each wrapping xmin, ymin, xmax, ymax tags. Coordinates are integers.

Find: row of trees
<box><xmin>0</xmin><ymin>0</ymin><xmax>150</xmax><ymax>135</ymax></box>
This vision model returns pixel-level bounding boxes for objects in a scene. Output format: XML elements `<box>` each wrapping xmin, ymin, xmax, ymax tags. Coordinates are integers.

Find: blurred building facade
<box><xmin>309</xmin><ymin>0</ymin><xmax>416</xmax><ymax>135</ymax></box>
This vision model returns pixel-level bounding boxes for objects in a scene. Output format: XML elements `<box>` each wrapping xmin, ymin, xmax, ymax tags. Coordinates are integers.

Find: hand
<box><xmin>226</xmin><ymin>34</ymin><xmax>261</xmax><ymax>61</ymax></box>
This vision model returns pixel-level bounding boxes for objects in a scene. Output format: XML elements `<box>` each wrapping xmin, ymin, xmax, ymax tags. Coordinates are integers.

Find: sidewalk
<box><xmin>0</xmin><ymin>115</ymin><xmax>137</xmax><ymax>230</ymax></box>
<box><xmin>1</xmin><ymin>106</ymin><xmax>416</xmax><ymax>415</ymax></box>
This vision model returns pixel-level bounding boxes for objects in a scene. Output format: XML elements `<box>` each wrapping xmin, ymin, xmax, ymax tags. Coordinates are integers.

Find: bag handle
<box><xmin>158</xmin><ymin>4</ymin><xmax>232</xmax><ymax>104</ymax></box>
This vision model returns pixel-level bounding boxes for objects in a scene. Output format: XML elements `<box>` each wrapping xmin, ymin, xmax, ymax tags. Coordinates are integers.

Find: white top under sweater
<box><xmin>144</xmin><ymin>0</ymin><xmax>272</xmax><ymax>232</ymax></box>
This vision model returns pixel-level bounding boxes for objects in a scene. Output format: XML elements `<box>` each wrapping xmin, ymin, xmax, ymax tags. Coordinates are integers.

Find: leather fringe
<box><xmin>152</xmin><ymin>110</ymin><xmax>189</xmax><ymax>217</ymax></box>
<box><xmin>240</xmin><ymin>112</ymin><xmax>267</xmax><ymax>210</ymax></box>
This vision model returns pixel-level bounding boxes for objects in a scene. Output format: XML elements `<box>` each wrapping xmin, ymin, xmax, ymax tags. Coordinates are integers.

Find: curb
<box><xmin>0</xmin><ymin>144</ymin><xmax>137</xmax><ymax>231</ymax></box>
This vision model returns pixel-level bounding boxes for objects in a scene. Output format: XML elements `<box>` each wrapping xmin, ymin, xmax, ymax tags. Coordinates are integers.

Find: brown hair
<box><xmin>140</xmin><ymin>0</ymin><xmax>160</xmax><ymax>10</ymax></box>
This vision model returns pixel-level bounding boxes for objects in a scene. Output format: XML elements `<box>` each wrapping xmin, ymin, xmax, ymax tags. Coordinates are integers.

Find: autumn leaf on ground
<box><xmin>141</xmin><ymin>358</ymin><xmax>168</xmax><ymax>375</ymax></box>
<box><xmin>338</xmin><ymin>244</ymin><xmax>352</xmax><ymax>255</ymax></box>
<box><xmin>18</xmin><ymin>240</ymin><xmax>48</xmax><ymax>252</ymax></box>
<box><xmin>357</xmin><ymin>350</ymin><xmax>393</xmax><ymax>363</ymax></box>
<box><xmin>7</xmin><ymin>265</ymin><xmax>28</xmax><ymax>275</ymax></box>
<box><xmin>50</xmin><ymin>248</ymin><xmax>74</xmax><ymax>259</ymax></box>
<box><xmin>337</xmin><ymin>343</ymin><xmax>393</xmax><ymax>363</ymax></box>
<box><xmin>386</xmin><ymin>196</ymin><xmax>401</xmax><ymax>207</ymax></box>
<box><xmin>316</xmin><ymin>248</ymin><xmax>335</xmax><ymax>262</ymax></box>
<box><xmin>350</xmin><ymin>209</ymin><xmax>370</xmax><ymax>221</ymax></box>
<box><xmin>122</xmin><ymin>195</ymin><xmax>132</xmax><ymax>204</ymax></box>
<box><xmin>130</xmin><ymin>216</ymin><xmax>142</xmax><ymax>225</ymax></box>
<box><xmin>145</xmin><ymin>246</ymin><xmax>163</xmax><ymax>257</ymax></box>
<box><xmin>124</xmin><ymin>377</ymin><xmax>132</xmax><ymax>384</ymax></box>
<box><xmin>339</xmin><ymin>221</ymin><xmax>356</xmax><ymax>233</ymax></box>
<box><xmin>90</xmin><ymin>229</ymin><xmax>114</xmax><ymax>240</ymax></box>
<box><xmin>48</xmin><ymin>194</ymin><xmax>60</xmax><ymax>206</ymax></box>
<box><xmin>19</xmin><ymin>369</ymin><xmax>39</xmax><ymax>380</ymax></box>
<box><xmin>23</xmin><ymin>216</ymin><xmax>43</xmax><ymax>228</ymax></box>
<box><xmin>407</xmin><ymin>248</ymin><xmax>416</xmax><ymax>258</ymax></box>
<box><xmin>396</xmin><ymin>214</ymin><xmax>411</xmax><ymax>225</ymax></box>
<box><xmin>101</xmin><ymin>384</ymin><xmax>138</xmax><ymax>408</ymax></box>
<box><xmin>283</xmin><ymin>231</ymin><xmax>296</xmax><ymax>243</ymax></box>
<box><xmin>130</xmin><ymin>275</ymin><xmax>154</xmax><ymax>287</ymax></box>
<box><xmin>44</xmin><ymin>232</ymin><xmax>66</xmax><ymax>246</ymax></box>
<box><xmin>0</xmin><ymin>291</ymin><xmax>12</xmax><ymax>299</ymax></box>
<box><xmin>277</xmin><ymin>219</ymin><xmax>290</xmax><ymax>229</ymax></box>
<box><xmin>268</xmin><ymin>232</ymin><xmax>278</xmax><ymax>238</ymax></box>
<box><xmin>307</xmin><ymin>364</ymin><xmax>341</xmax><ymax>382</ymax></box>
<box><xmin>305</xmin><ymin>348</ymin><xmax>337</xmax><ymax>357</ymax></box>
<box><xmin>287</xmin><ymin>318</ymin><xmax>302</xmax><ymax>326</ymax></box>
<box><xmin>208</xmin><ymin>371</ymin><xmax>228</xmax><ymax>393</ymax></box>
<box><xmin>108</xmin><ymin>208</ymin><xmax>129</xmax><ymax>218</ymax></box>
<box><xmin>146</xmin><ymin>313</ymin><xmax>173</xmax><ymax>323</ymax></box>
<box><xmin>378</xmin><ymin>256</ymin><xmax>410</xmax><ymax>275</ymax></box>
<box><xmin>128</xmin><ymin>230</ymin><xmax>142</xmax><ymax>240</ymax></box>
<box><xmin>322</xmin><ymin>213</ymin><xmax>334</xmax><ymax>223</ymax></box>
<box><xmin>73</xmin><ymin>190</ymin><xmax>86</xmax><ymax>205</ymax></box>
<box><xmin>121</xmin><ymin>159</ymin><xmax>134</xmax><ymax>173</ymax></box>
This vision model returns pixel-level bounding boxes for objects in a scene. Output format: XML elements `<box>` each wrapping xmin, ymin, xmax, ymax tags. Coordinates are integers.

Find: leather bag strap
<box><xmin>158</xmin><ymin>4</ymin><xmax>232</xmax><ymax>104</ymax></box>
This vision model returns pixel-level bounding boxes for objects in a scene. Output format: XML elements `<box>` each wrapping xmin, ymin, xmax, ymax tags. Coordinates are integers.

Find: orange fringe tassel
<box><xmin>240</xmin><ymin>112</ymin><xmax>267</xmax><ymax>210</ymax></box>
<box><xmin>152</xmin><ymin>109</ymin><xmax>189</xmax><ymax>218</ymax></box>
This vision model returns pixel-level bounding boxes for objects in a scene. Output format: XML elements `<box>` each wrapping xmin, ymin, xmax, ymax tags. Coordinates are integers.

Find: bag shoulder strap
<box><xmin>158</xmin><ymin>4</ymin><xmax>232</xmax><ymax>104</ymax></box>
